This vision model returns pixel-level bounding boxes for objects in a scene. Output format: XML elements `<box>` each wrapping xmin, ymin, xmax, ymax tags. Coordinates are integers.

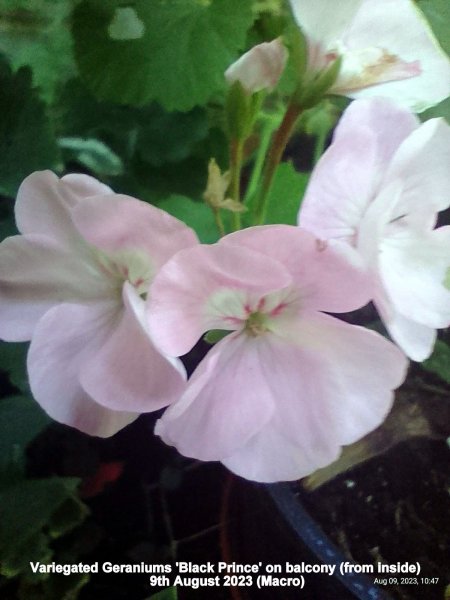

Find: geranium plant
<box><xmin>0</xmin><ymin>1</ymin><xmax>449</xmax><ymax>595</ymax></box>
<box><xmin>0</xmin><ymin>0</ymin><xmax>449</xmax><ymax>478</ymax></box>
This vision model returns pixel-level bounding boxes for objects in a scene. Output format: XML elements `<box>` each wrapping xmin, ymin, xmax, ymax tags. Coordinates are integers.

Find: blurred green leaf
<box><xmin>262</xmin><ymin>162</ymin><xmax>309</xmax><ymax>225</ymax></box>
<box><xmin>59</xmin><ymin>137</ymin><xmax>124</xmax><ymax>177</ymax></box>
<box><xmin>0</xmin><ymin>478</ymin><xmax>88</xmax><ymax>578</ymax></box>
<box><xmin>0</xmin><ymin>341</ymin><xmax>29</xmax><ymax>392</ymax></box>
<box><xmin>204</xmin><ymin>329</ymin><xmax>230</xmax><ymax>344</ymax></box>
<box><xmin>421</xmin><ymin>96</ymin><xmax>450</xmax><ymax>122</ymax></box>
<box><xmin>148</xmin><ymin>587</ymin><xmax>178</xmax><ymax>600</ymax></box>
<box><xmin>158</xmin><ymin>195</ymin><xmax>220</xmax><ymax>243</ymax></box>
<box><xmin>418</xmin><ymin>0</ymin><xmax>450</xmax><ymax>55</ymax></box>
<box><xmin>136</xmin><ymin>105</ymin><xmax>209</xmax><ymax>167</ymax></box>
<box><xmin>58</xmin><ymin>80</ymin><xmax>211</xmax><ymax>174</ymax></box>
<box><xmin>0</xmin><ymin>59</ymin><xmax>61</xmax><ymax>197</ymax></box>
<box><xmin>422</xmin><ymin>340</ymin><xmax>450</xmax><ymax>384</ymax></box>
<box><xmin>0</xmin><ymin>395</ymin><xmax>50</xmax><ymax>468</ymax></box>
<box><xmin>18</xmin><ymin>571</ymin><xmax>89</xmax><ymax>600</ymax></box>
<box><xmin>0</xmin><ymin>0</ymin><xmax>76</xmax><ymax>102</ymax></box>
<box><xmin>72</xmin><ymin>0</ymin><xmax>254</xmax><ymax>110</ymax></box>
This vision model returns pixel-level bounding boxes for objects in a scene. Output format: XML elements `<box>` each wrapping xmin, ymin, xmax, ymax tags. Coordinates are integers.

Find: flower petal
<box><xmin>147</xmin><ymin>243</ymin><xmax>292</xmax><ymax>357</ymax></box>
<box><xmin>379</xmin><ymin>227</ymin><xmax>450</xmax><ymax>330</ymax></box>
<box><xmin>378</xmin><ymin>308</ymin><xmax>437</xmax><ymax>362</ymax></box>
<box><xmin>27</xmin><ymin>302</ymin><xmax>137</xmax><ymax>436</ymax></box>
<box><xmin>223</xmin><ymin>225</ymin><xmax>371</xmax><ymax>312</ymax></box>
<box><xmin>384</xmin><ymin>118</ymin><xmax>450</xmax><ymax>221</ymax></box>
<box><xmin>155</xmin><ymin>333</ymin><xmax>275</xmax><ymax>460</ymax></box>
<box><xmin>332</xmin><ymin>97</ymin><xmax>420</xmax><ymax>174</ymax></box>
<box><xmin>274</xmin><ymin>312</ymin><xmax>408</xmax><ymax>446</ymax></box>
<box><xmin>299</xmin><ymin>128</ymin><xmax>377</xmax><ymax>244</ymax></box>
<box><xmin>71</xmin><ymin>194</ymin><xmax>198</xmax><ymax>268</ymax></box>
<box><xmin>0</xmin><ymin>234</ymin><xmax>113</xmax><ymax>341</ymax></box>
<box><xmin>340</xmin><ymin>0</ymin><xmax>450</xmax><ymax>111</ymax></box>
<box><xmin>289</xmin><ymin>0</ymin><xmax>362</xmax><ymax>46</ymax></box>
<box><xmin>15</xmin><ymin>171</ymin><xmax>110</xmax><ymax>246</ymax></box>
<box><xmin>225</xmin><ymin>38</ymin><xmax>287</xmax><ymax>93</ymax></box>
<box><xmin>80</xmin><ymin>283</ymin><xmax>186</xmax><ymax>412</ymax></box>
<box><xmin>222</xmin><ymin>421</ymin><xmax>340</xmax><ymax>483</ymax></box>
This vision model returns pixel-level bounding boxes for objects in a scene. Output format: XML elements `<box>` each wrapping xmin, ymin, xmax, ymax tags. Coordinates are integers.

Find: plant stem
<box><xmin>229</xmin><ymin>137</ymin><xmax>244</xmax><ymax>230</ymax></box>
<box><xmin>253</xmin><ymin>102</ymin><xmax>302</xmax><ymax>225</ymax></box>
<box><xmin>213</xmin><ymin>208</ymin><xmax>225</xmax><ymax>237</ymax></box>
<box><xmin>244</xmin><ymin>116</ymin><xmax>278</xmax><ymax>205</ymax></box>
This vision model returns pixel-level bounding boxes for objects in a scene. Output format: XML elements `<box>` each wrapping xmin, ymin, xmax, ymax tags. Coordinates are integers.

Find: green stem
<box><xmin>253</xmin><ymin>102</ymin><xmax>302</xmax><ymax>225</ymax></box>
<box><xmin>213</xmin><ymin>208</ymin><xmax>225</xmax><ymax>237</ymax></box>
<box><xmin>244</xmin><ymin>116</ymin><xmax>277</xmax><ymax>205</ymax></box>
<box><xmin>229</xmin><ymin>137</ymin><xmax>244</xmax><ymax>230</ymax></box>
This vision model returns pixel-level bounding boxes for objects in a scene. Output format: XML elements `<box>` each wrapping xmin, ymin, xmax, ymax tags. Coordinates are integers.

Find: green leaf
<box><xmin>0</xmin><ymin>478</ymin><xmax>88</xmax><ymax>577</ymax></box>
<box><xmin>136</xmin><ymin>105</ymin><xmax>209</xmax><ymax>167</ymax></box>
<box><xmin>0</xmin><ymin>0</ymin><xmax>76</xmax><ymax>103</ymax></box>
<box><xmin>157</xmin><ymin>195</ymin><xmax>220</xmax><ymax>243</ymax></box>
<box><xmin>59</xmin><ymin>137</ymin><xmax>124</xmax><ymax>177</ymax></box>
<box><xmin>148</xmin><ymin>587</ymin><xmax>178</xmax><ymax>600</ymax></box>
<box><xmin>204</xmin><ymin>329</ymin><xmax>230</xmax><ymax>344</ymax></box>
<box><xmin>262</xmin><ymin>162</ymin><xmax>309</xmax><ymax>225</ymax></box>
<box><xmin>421</xmin><ymin>96</ymin><xmax>450</xmax><ymax>123</ymax></box>
<box><xmin>0</xmin><ymin>395</ymin><xmax>50</xmax><ymax>466</ymax></box>
<box><xmin>422</xmin><ymin>340</ymin><xmax>450</xmax><ymax>384</ymax></box>
<box><xmin>418</xmin><ymin>0</ymin><xmax>450</xmax><ymax>56</ymax></box>
<box><xmin>0</xmin><ymin>341</ymin><xmax>29</xmax><ymax>392</ymax></box>
<box><xmin>0</xmin><ymin>59</ymin><xmax>61</xmax><ymax>197</ymax></box>
<box><xmin>72</xmin><ymin>0</ymin><xmax>254</xmax><ymax>110</ymax></box>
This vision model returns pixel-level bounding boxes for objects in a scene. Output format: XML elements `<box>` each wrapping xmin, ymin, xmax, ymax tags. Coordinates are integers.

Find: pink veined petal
<box><xmin>340</xmin><ymin>0</ymin><xmax>450</xmax><ymax>111</ymax></box>
<box><xmin>15</xmin><ymin>171</ymin><xmax>80</xmax><ymax>245</ymax></box>
<box><xmin>222</xmin><ymin>421</ymin><xmax>341</xmax><ymax>483</ymax></box>
<box><xmin>27</xmin><ymin>301</ymin><xmax>137</xmax><ymax>437</ymax></box>
<box><xmin>288</xmin><ymin>0</ymin><xmax>362</xmax><ymax>46</ymax></box>
<box><xmin>0</xmin><ymin>234</ymin><xmax>115</xmax><ymax>341</ymax></box>
<box><xmin>272</xmin><ymin>312</ymin><xmax>408</xmax><ymax>446</ymax></box>
<box><xmin>147</xmin><ymin>243</ymin><xmax>292</xmax><ymax>357</ymax></box>
<box><xmin>378</xmin><ymin>226</ymin><xmax>450</xmax><ymax>330</ymax></box>
<box><xmin>221</xmin><ymin>225</ymin><xmax>371</xmax><ymax>312</ymax></box>
<box><xmin>299</xmin><ymin>127</ymin><xmax>378</xmax><ymax>244</ymax></box>
<box><xmin>71</xmin><ymin>194</ymin><xmax>198</xmax><ymax>269</ymax></box>
<box><xmin>384</xmin><ymin>118</ymin><xmax>450</xmax><ymax>222</ymax></box>
<box><xmin>223</xmin><ymin>311</ymin><xmax>407</xmax><ymax>483</ymax></box>
<box><xmin>80</xmin><ymin>283</ymin><xmax>186</xmax><ymax>412</ymax></box>
<box><xmin>154</xmin><ymin>333</ymin><xmax>275</xmax><ymax>461</ymax></box>
<box><xmin>225</xmin><ymin>39</ymin><xmax>287</xmax><ymax>93</ymax></box>
<box><xmin>332</xmin><ymin>97</ymin><xmax>420</xmax><ymax>174</ymax></box>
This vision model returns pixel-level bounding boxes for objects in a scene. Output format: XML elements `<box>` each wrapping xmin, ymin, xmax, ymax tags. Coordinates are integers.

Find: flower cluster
<box><xmin>0</xmin><ymin>1</ymin><xmax>449</xmax><ymax>483</ymax></box>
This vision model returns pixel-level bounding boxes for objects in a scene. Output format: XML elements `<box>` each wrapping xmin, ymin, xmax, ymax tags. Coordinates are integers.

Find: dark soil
<box><xmin>296</xmin><ymin>373</ymin><xmax>450</xmax><ymax>600</ymax></box>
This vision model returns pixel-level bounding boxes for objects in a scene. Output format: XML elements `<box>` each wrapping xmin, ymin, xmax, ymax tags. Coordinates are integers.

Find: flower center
<box><xmin>244</xmin><ymin>311</ymin><xmax>270</xmax><ymax>337</ymax></box>
<box><xmin>94</xmin><ymin>248</ymin><xmax>153</xmax><ymax>297</ymax></box>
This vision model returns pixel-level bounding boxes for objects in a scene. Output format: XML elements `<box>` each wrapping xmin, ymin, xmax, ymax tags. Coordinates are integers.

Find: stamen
<box><xmin>244</xmin><ymin>312</ymin><xmax>269</xmax><ymax>337</ymax></box>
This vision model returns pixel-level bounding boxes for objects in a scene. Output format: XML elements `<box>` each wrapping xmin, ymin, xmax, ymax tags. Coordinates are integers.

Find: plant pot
<box><xmin>222</xmin><ymin>374</ymin><xmax>450</xmax><ymax>600</ymax></box>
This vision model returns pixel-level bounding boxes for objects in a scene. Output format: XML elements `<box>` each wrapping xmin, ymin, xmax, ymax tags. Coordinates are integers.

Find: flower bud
<box><xmin>225</xmin><ymin>38</ymin><xmax>287</xmax><ymax>94</ymax></box>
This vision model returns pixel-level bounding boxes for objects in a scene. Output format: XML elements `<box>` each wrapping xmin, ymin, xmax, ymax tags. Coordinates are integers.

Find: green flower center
<box><xmin>244</xmin><ymin>311</ymin><xmax>270</xmax><ymax>337</ymax></box>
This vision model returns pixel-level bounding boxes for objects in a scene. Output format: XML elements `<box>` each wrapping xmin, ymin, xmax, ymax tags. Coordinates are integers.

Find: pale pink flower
<box><xmin>299</xmin><ymin>97</ymin><xmax>450</xmax><ymax>361</ymax></box>
<box><xmin>225</xmin><ymin>38</ymin><xmax>287</xmax><ymax>94</ymax></box>
<box><xmin>0</xmin><ymin>171</ymin><xmax>198</xmax><ymax>436</ymax></box>
<box><xmin>289</xmin><ymin>0</ymin><xmax>450</xmax><ymax>111</ymax></box>
<box><xmin>148</xmin><ymin>226</ymin><xmax>407</xmax><ymax>482</ymax></box>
